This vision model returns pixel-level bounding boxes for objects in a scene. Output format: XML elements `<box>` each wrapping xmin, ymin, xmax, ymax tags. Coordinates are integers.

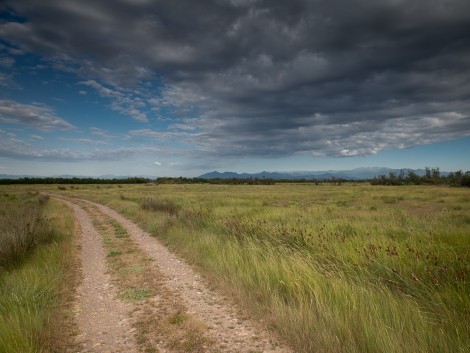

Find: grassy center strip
<box><xmin>81</xmin><ymin>202</ymin><xmax>213</xmax><ymax>353</ymax></box>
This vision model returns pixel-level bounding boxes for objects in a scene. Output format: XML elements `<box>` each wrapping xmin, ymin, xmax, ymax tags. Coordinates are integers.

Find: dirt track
<box><xmin>57</xmin><ymin>195</ymin><xmax>292</xmax><ymax>353</ymax></box>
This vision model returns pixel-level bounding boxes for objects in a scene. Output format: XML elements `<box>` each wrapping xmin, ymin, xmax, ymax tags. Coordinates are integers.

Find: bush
<box><xmin>0</xmin><ymin>205</ymin><xmax>55</xmax><ymax>269</ymax></box>
<box><xmin>461</xmin><ymin>173</ymin><xmax>470</xmax><ymax>187</ymax></box>
<box><xmin>140</xmin><ymin>198</ymin><xmax>180</xmax><ymax>216</ymax></box>
<box><xmin>38</xmin><ymin>194</ymin><xmax>50</xmax><ymax>205</ymax></box>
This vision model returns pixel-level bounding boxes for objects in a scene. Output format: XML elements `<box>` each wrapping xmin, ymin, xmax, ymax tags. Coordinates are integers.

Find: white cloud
<box><xmin>0</xmin><ymin>99</ymin><xmax>75</xmax><ymax>131</ymax></box>
<box><xmin>0</xmin><ymin>135</ymin><xmax>166</xmax><ymax>161</ymax></box>
<box><xmin>81</xmin><ymin>80</ymin><xmax>148</xmax><ymax>122</ymax></box>
<box><xmin>170</xmin><ymin>123</ymin><xmax>197</xmax><ymax>131</ymax></box>
<box><xmin>153</xmin><ymin>161</ymin><xmax>180</xmax><ymax>168</ymax></box>
<box><xmin>90</xmin><ymin>127</ymin><xmax>115</xmax><ymax>138</ymax></box>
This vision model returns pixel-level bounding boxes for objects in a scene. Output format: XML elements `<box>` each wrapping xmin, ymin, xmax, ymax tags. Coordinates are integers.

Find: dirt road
<box><xmin>57</xmin><ymin>196</ymin><xmax>292</xmax><ymax>353</ymax></box>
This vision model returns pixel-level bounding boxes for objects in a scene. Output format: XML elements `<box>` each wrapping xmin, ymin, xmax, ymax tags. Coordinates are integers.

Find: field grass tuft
<box><xmin>140</xmin><ymin>197</ymin><xmax>180</xmax><ymax>216</ymax></box>
<box><xmin>0</xmin><ymin>195</ymin><xmax>56</xmax><ymax>269</ymax></box>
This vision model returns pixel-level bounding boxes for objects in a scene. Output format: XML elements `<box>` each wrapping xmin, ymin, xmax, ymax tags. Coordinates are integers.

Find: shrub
<box><xmin>140</xmin><ymin>197</ymin><xmax>180</xmax><ymax>216</ymax></box>
<box><xmin>37</xmin><ymin>194</ymin><xmax>50</xmax><ymax>205</ymax></box>
<box><xmin>0</xmin><ymin>205</ymin><xmax>55</xmax><ymax>269</ymax></box>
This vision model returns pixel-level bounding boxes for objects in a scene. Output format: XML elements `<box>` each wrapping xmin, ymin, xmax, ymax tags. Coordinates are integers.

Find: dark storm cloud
<box><xmin>1</xmin><ymin>0</ymin><xmax>470</xmax><ymax>157</ymax></box>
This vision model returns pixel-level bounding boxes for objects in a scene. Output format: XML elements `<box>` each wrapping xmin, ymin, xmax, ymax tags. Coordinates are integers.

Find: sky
<box><xmin>0</xmin><ymin>0</ymin><xmax>469</xmax><ymax>177</ymax></box>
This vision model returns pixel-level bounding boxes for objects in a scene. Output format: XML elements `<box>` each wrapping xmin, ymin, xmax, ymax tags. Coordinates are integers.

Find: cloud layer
<box><xmin>1</xmin><ymin>0</ymin><xmax>470</xmax><ymax>159</ymax></box>
<box><xmin>0</xmin><ymin>99</ymin><xmax>74</xmax><ymax>130</ymax></box>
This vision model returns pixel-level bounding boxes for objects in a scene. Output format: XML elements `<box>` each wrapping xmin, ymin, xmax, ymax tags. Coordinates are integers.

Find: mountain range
<box><xmin>198</xmin><ymin>167</ymin><xmax>446</xmax><ymax>180</ymax></box>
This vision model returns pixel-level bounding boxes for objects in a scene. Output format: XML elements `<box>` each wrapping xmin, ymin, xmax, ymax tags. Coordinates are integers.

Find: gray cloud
<box><xmin>1</xmin><ymin>0</ymin><xmax>470</xmax><ymax>158</ymax></box>
<box><xmin>0</xmin><ymin>56</ymin><xmax>15</xmax><ymax>68</ymax></box>
<box><xmin>0</xmin><ymin>72</ymin><xmax>13</xmax><ymax>86</ymax></box>
<box><xmin>0</xmin><ymin>99</ymin><xmax>75</xmax><ymax>130</ymax></box>
<box><xmin>129</xmin><ymin>128</ymin><xmax>196</xmax><ymax>142</ymax></box>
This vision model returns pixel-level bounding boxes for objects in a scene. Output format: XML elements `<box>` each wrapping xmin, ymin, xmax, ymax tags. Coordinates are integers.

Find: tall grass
<box><xmin>0</xmin><ymin>191</ymin><xmax>74</xmax><ymax>353</ymax></box>
<box><xmin>47</xmin><ymin>183</ymin><xmax>470</xmax><ymax>352</ymax></box>
<box><xmin>140</xmin><ymin>197</ymin><xmax>180</xmax><ymax>216</ymax></box>
<box><xmin>0</xmin><ymin>197</ymin><xmax>55</xmax><ymax>269</ymax></box>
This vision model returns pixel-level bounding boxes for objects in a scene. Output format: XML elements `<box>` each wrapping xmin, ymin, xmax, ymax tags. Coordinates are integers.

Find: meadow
<box><xmin>2</xmin><ymin>183</ymin><xmax>469</xmax><ymax>352</ymax></box>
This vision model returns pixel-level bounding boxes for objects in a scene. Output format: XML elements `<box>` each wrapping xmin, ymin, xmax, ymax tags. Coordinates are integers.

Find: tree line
<box><xmin>370</xmin><ymin>168</ymin><xmax>470</xmax><ymax>187</ymax></box>
<box><xmin>0</xmin><ymin>177</ymin><xmax>151</xmax><ymax>185</ymax></box>
<box><xmin>0</xmin><ymin>176</ymin><xmax>276</xmax><ymax>185</ymax></box>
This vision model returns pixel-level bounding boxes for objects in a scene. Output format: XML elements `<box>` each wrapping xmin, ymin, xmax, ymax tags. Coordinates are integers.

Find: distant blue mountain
<box><xmin>198</xmin><ymin>167</ymin><xmax>447</xmax><ymax>180</ymax></box>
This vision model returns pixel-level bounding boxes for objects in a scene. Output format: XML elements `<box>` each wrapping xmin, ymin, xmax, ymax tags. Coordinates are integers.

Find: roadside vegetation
<box><xmin>9</xmin><ymin>183</ymin><xmax>470</xmax><ymax>353</ymax></box>
<box><xmin>0</xmin><ymin>188</ymin><xmax>75</xmax><ymax>353</ymax></box>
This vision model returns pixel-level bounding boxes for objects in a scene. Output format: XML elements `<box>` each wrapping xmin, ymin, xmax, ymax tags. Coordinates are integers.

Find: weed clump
<box><xmin>140</xmin><ymin>198</ymin><xmax>180</xmax><ymax>216</ymax></box>
<box><xmin>0</xmin><ymin>203</ymin><xmax>55</xmax><ymax>269</ymax></box>
<box><xmin>38</xmin><ymin>193</ymin><xmax>50</xmax><ymax>205</ymax></box>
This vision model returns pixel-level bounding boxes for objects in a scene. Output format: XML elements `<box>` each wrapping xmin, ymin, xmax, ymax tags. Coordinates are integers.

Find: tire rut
<box><xmin>61</xmin><ymin>199</ymin><xmax>138</xmax><ymax>353</ymax></box>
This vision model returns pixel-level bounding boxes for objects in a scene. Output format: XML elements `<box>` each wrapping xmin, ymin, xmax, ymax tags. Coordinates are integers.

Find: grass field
<box><xmin>2</xmin><ymin>183</ymin><xmax>469</xmax><ymax>352</ymax></box>
<box><xmin>0</xmin><ymin>190</ymin><xmax>75</xmax><ymax>353</ymax></box>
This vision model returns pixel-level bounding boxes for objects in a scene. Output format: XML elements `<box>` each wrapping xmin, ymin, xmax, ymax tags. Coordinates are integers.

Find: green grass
<box><xmin>118</xmin><ymin>288</ymin><xmax>152</xmax><ymax>302</ymax></box>
<box><xmin>168</xmin><ymin>312</ymin><xmax>188</xmax><ymax>325</ymax></box>
<box><xmin>111</xmin><ymin>220</ymin><xmax>128</xmax><ymax>238</ymax></box>
<box><xmin>107</xmin><ymin>250</ymin><xmax>123</xmax><ymax>257</ymax></box>
<box><xmin>27</xmin><ymin>183</ymin><xmax>470</xmax><ymax>352</ymax></box>
<box><xmin>0</xmin><ymin>190</ymin><xmax>74</xmax><ymax>353</ymax></box>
